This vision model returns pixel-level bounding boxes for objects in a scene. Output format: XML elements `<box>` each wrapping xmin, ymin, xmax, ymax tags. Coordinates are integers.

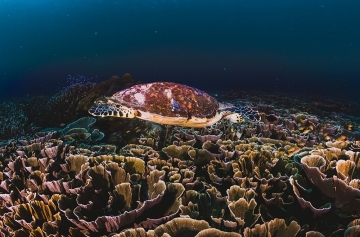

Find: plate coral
<box><xmin>1</xmin><ymin>75</ymin><xmax>360</xmax><ymax>237</ymax></box>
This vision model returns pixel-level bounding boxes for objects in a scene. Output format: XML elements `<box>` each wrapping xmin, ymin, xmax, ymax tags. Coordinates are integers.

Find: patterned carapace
<box><xmin>111</xmin><ymin>82</ymin><xmax>219</xmax><ymax>119</ymax></box>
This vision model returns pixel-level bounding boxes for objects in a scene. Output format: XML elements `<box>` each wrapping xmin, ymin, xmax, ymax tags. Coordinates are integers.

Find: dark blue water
<box><xmin>1</xmin><ymin>0</ymin><xmax>360</xmax><ymax>100</ymax></box>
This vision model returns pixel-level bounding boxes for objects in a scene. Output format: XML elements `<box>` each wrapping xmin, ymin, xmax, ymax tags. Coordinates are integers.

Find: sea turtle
<box><xmin>88</xmin><ymin>82</ymin><xmax>259</xmax><ymax>128</ymax></box>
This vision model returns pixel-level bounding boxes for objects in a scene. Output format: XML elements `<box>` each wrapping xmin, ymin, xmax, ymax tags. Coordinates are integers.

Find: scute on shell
<box><xmin>112</xmin><ymin>82</ymin><xmax>219</xmax><ymax>119</ymax></box>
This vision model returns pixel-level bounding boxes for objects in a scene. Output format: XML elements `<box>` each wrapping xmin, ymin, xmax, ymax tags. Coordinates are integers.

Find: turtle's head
<box><xmin>88</xmin><ymin>98</ymin><xmax>137</xmax><ymax>118</ymax></box>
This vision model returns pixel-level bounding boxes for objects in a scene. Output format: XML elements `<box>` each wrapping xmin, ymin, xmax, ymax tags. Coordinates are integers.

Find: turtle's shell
<box><xmin>112</xmin><ymin>82</ymin><xmax>219</xmax><ymax>119</ymax></box>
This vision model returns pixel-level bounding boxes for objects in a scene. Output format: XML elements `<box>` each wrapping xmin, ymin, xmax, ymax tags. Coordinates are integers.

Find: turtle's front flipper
<box><xmin>223</xmin><ymin>106</ymin><xmax>260</xmax><ymax>123</ymax></box>
<box><xmin>88</xmin><ymin>100</ymin><xmax>137</xmax><ymax>118</ymax></box>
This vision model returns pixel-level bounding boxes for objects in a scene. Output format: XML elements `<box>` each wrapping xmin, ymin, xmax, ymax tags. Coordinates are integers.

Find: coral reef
<box><xmin>0</xmin><ymin>74</ymin><xmax>98</xmax><ymax>140</ymax></box>
<box><xmin>42</xmin><ymin>75</ymin><xmax>97</xmax><ymax>127</ymax></box>
<box><xmin>0</xmin><ymin>101</ymin><xmax>28</xmax><ymax>139</ymax></box>
<box><xmin>77</xmin><ymin>73</ymin><xmax>138</xmax><ymax>112</ymax></box>
<box><xmin>1</xmin><ymin>83</ymin><xmax>360</xmax><ymax>236</ymax></box>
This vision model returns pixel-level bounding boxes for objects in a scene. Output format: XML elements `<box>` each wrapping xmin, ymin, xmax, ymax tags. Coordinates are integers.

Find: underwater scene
<box><xmin>1</xmin><ymin>1</ymin><xmax>360</xmax><ymax>237</ymax></box>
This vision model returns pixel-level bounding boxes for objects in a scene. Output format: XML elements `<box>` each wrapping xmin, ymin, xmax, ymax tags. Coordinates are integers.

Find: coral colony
<box><xmin>1</xmin><ymin>73</ymin><xmax>360</xmax><ymax>236</ymax></box>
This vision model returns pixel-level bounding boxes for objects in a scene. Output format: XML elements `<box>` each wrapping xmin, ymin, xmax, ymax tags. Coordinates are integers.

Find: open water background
<box><xmin>1</xmin><ymin>0</ymin><xmax>359</xmax><ymax>101</ymax></box>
